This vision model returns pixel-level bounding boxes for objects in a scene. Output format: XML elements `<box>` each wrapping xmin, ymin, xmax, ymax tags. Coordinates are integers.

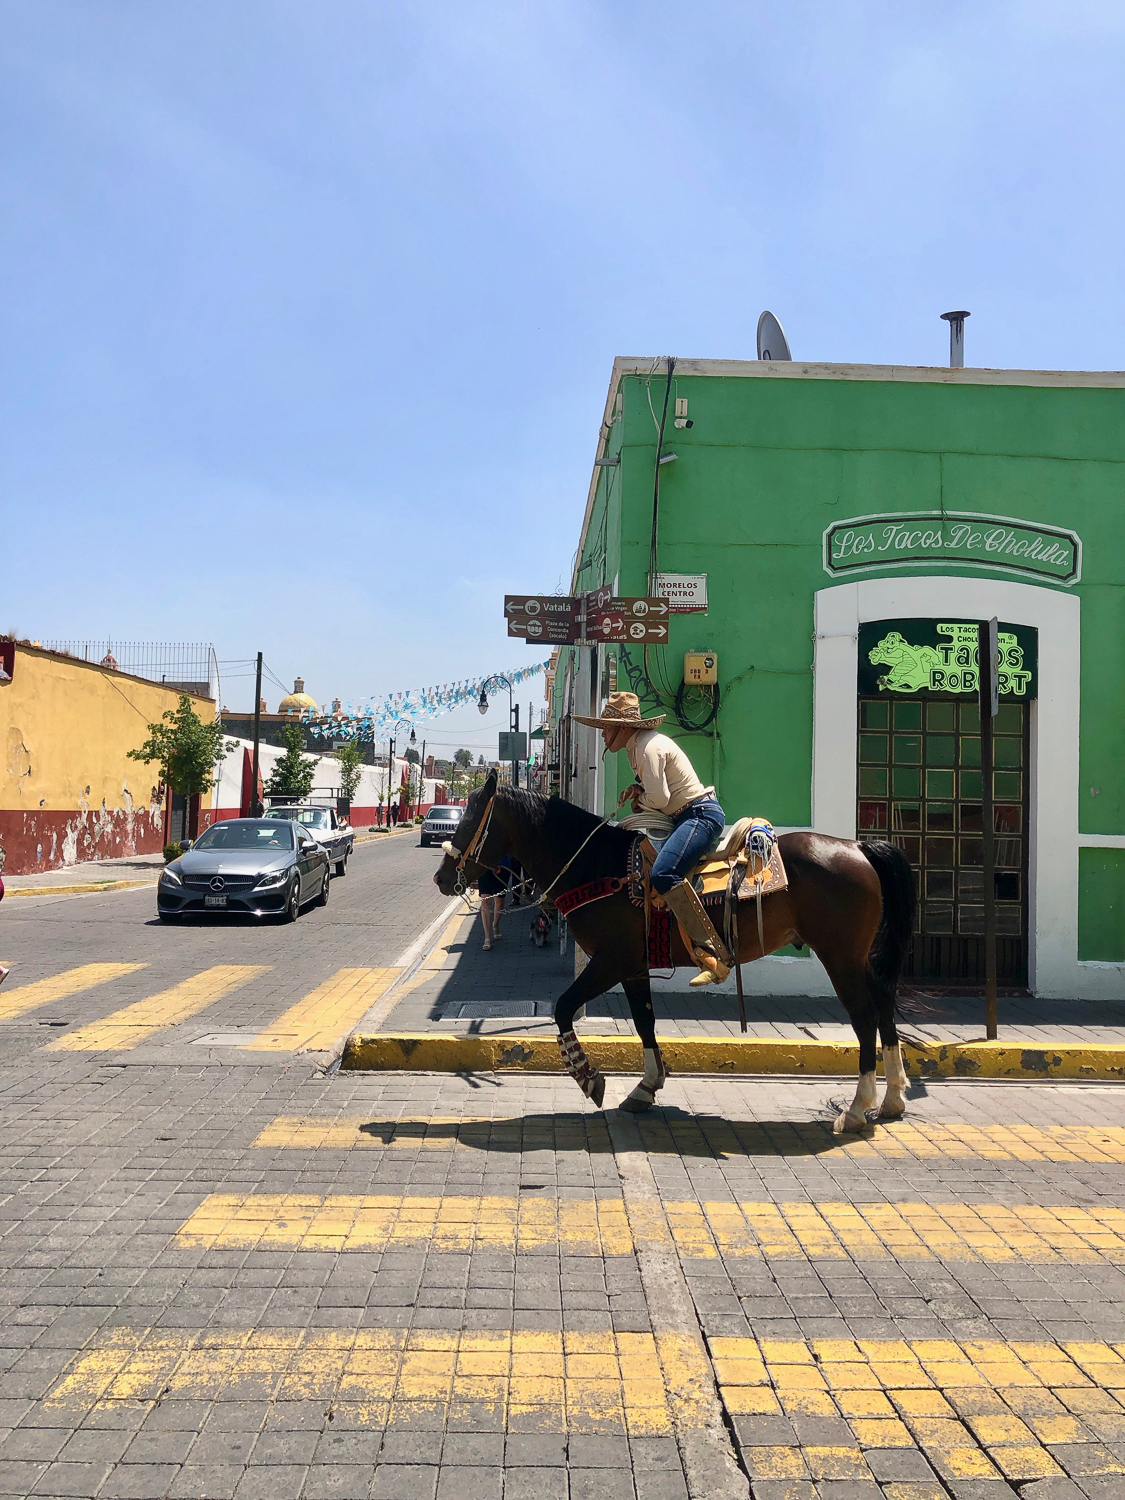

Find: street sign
<box><xmin>604</xmin><ymin>596</ymin><xmax>669</xmax><ymax>620</ymax></box>
<box><xmin>498</xmin><ymin>731</ymin><xmax>528</xmax><ymax>760</ymax></box>
<box><xmin>590</xmin><ymin>612</ymin><xmax>669</xmax><ymax>644</ymax></box>
<box><xmin>505</xmin><ymin>596</ymin><xmax>581</xmax><ymax>642</ymax></box>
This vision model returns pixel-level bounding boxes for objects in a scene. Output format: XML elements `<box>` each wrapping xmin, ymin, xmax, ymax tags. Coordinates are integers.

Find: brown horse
<box><xmin>434</xmin><ymin>772</ymin><xmax>916</xmax><ymax>1132</ymax></box>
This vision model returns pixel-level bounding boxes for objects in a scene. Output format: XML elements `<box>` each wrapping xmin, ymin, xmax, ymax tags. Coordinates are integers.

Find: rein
<box><xmin>443</xmin><ymin>790</ymin><xmax>610</xmax><ymax>910</ymax></box>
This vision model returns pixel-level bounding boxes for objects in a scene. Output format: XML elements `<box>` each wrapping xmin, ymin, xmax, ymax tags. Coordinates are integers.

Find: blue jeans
<box><xmin>649</xmin><ymin>797</ymin><xmax>725</xmax><ymax>894</ymax></box>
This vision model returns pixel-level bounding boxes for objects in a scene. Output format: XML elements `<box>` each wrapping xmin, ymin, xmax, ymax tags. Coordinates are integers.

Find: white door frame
<box><xmin>810</xmin><ymin>574</ymin><xmax>1125</xmax><ymax>998</ymax></box>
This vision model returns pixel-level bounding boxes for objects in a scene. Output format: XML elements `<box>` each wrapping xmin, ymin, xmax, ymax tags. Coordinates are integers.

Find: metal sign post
<box><xmin>978</xmin><ymin>618</ymin><xmax>999</xmax><ymax>1040</ymax></box>
<box><xmin>250</xmin><ymin>652</ymin><xmax>263</xmax><ymax>817</ymax></box>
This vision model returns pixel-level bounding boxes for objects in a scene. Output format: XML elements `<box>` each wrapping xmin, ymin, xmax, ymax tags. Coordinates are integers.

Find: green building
<box><xmin>547</xmin><ymin>355</ymin><xmax>1124</xmax><ymax>1001</ymax></box>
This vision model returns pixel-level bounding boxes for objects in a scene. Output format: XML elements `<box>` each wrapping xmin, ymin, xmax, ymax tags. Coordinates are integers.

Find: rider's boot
<box><xmin>619</xmin><ymin>1044</ymin><xmax>667</xmax><ymax>1113</ymax></box>
<box><xmin>663</xmin><ymin>880</ymin><xmax>732</xmax><ymax>988</ymax></box>
<box><xmin>557</xmin><ymin>1029</ymin><xmax>606</xmax><ymax>1108</ymax></box>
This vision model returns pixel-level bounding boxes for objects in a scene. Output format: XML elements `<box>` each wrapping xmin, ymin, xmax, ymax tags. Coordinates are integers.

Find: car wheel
<box><xmin>334</xmin><ymin>851</ymin><xmax>348</xmax><ymax>876</ymax></box>
<box><xmin>279</xmin><ymin>879</ymin><xmax>300</xmax><ymax>923</ymax></box>
<box><xmin>419</xmin><ymin>836</ymin><xmax>429</xmax><ymax>848</ymax></box>
<box><xmin>317</xmin><ymin>867</ymin><xmax>330</xmax><ymax>906</ymax></box>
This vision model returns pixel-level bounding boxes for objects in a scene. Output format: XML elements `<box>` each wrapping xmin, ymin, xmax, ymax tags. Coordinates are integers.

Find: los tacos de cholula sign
<box><xmin>823</xmin><ymin>511</ymin><xmax>1081</xmax><ymax>585</ymax></box>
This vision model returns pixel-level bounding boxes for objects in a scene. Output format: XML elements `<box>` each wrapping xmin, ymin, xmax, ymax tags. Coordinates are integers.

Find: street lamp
<box><xmin>388</xmin><ymin>717</ymin><xmax>415</xmax><ymax>824</ymax></box>
<box><xmin>478</xmin><ymin>675</ymin><xmax>520</xmax><ymax>788</ymax></box>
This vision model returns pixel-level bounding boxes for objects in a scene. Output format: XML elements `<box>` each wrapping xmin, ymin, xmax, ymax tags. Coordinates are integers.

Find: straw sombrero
<box><xmin>573</xmin><ymin>691</ymin><xmax>665</xmax><ymax>730</ymax></box>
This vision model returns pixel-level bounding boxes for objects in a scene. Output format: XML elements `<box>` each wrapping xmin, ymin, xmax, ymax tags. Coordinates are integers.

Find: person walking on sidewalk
<box><xmin>574</xmin><ymin>691</ymin><xmax>732</xmax><ymax>987</ymax></box>
<box><xmin>478</xmin><ymin>854</ymin><xmax>516</xmax><ymax>951</ymax></box>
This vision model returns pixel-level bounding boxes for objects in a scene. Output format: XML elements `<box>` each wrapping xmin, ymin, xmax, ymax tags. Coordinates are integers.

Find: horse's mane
<box><xmin>492</xmin><ymin>784</ymin><xmax>631</xmax><ymax>880</ymax></box>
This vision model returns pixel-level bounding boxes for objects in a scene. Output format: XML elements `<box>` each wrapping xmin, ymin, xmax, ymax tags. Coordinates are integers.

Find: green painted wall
<box><xmin>1079</xmin><ymin>850</ymin><xmax>1125</xmax><ymax>961</ymax></box>
<box><xmin>554</xmin><ymin>366</ymin><xmax>1124</xmax><ymax>950</ymax></box>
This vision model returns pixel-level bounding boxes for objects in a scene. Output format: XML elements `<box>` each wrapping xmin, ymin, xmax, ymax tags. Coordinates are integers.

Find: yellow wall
<box><xmin>1</xmin><ymin>646</ymin><xmax>215</xmax><ymax>872</ymax></box>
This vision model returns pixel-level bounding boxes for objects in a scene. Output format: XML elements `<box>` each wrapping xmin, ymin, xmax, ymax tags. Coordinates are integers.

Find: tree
<box><xmin>265</xmin><ymin>723</ymin><xmax>317</xmax><ymax>800</ymax></box>
<box><xmin>453</xmin><ymin>748</ymin><xmax>473</xmax><ymax>769</ymax></box>
<box><xmin>128</xmin><ymin>695</ymin><xmax>235</xmax><ymax>799</ymax></box>
<box><xmin>335</xmin><ymin>740</ymin><xmax>364</xmax><ymax>804</ymax></box>
<box><xmin>404</xmin><ymin>746</ymin><xmax>420</xmax><ymax>765</ymax></box>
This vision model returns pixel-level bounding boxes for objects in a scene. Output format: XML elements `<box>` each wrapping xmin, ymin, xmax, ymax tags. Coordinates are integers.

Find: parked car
<box><xmin>419</xmin><ymin>805</ymin><xmax>465</xmax><ymax>848</ymax></box>
<box><xmin>157</xmin><ymin>818</ymin><xmax>330</xmax><ymax>923</ymax></box>
<box><xmin>263</xmin><ymin>803</ymin><xmax>354</xmax><ymax>876</ymax></box>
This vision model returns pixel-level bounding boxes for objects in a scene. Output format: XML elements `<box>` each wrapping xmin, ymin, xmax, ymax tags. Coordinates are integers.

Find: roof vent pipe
<box><xmin>940</xmin><ymin>310</ymin><xmax>970</xmax><ymax>369</ymax></box>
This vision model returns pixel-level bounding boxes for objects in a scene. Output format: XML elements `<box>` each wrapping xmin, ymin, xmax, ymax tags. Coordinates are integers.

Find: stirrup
<box><xmin>689</xmin><ymin>947</ymin><xmax>730</xmax><ymax>987</ymax></box>
<box><xmin>557</xmin><ymin>1029</ymin><xmax>605</xmax><ymax>1109</ymax></box>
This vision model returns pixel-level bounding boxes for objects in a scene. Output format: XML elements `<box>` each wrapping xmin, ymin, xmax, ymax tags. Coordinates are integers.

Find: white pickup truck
<box><xmin>263</xmin><ymin>804</ymin><xmax>354</xmax><ymax>877</ymax></box>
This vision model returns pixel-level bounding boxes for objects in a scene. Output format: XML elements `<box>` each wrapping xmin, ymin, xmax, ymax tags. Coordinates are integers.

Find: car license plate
<box><xmin>205</xmin><ymin>895</ymin><xmax>227</xmax><ymax>908</ymax></box>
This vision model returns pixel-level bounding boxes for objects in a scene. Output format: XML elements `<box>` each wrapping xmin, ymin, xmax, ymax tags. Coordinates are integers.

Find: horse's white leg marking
<box><xmin>834</xmin><ymin>1070</ymin><xmax>877</xmax><ymax>1134</ymax></box>
<box><xmin>619</xmin><ymin>1046</ymin><xmax>667</xmax><ymax>1114</ymax></box>
<box><xmin>879</xmin><ymin>1043</ymin><xmax>908</xmax><ymax>1119</ymax></box>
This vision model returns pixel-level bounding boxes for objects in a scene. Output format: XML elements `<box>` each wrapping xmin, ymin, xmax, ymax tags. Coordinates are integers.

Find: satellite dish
<box><xmin>756</xmin><ymin>311</ymin><xmax>792</xmax><ymax>361</ymax></box>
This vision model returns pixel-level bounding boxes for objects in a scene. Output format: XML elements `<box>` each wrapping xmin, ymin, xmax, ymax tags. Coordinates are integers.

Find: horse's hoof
<box><xmin>833</xmin><ymin>1110</ymin><xmax>868</xmax><ymax>1135</ymax></box>
<box><xmin>618</xmin><ymin>1093</ymin><xmax>652</xmax><ymax>1113</ymax></box>
<box><xmin>878</xmin><ymin>1103</ymin><xmax>906</xmax><ymax>1121</ymax></box>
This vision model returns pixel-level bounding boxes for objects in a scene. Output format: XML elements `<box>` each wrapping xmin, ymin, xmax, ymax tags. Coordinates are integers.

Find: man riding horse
<box><xmin>434</xmin><ymin>705</ymin><xmax>916</xmax><ymax>1131</ymax></box>
<box><xmin>574</xmin><ymin>692</ymin><xmax>733</xmax><ymax>988</ymax></box>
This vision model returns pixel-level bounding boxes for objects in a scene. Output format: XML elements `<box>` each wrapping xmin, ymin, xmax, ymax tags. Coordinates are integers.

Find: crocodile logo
<box><xmin>868</xmin><ymin>632</ymin><xmax>943</xmax><ymax>693</ymax></box>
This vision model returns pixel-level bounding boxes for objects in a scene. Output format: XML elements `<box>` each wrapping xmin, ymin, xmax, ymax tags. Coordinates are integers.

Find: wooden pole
<box><xmin>978</xmin><ymin>619</ymin><xmax>999</xmax><ymax>1040</ymax></box>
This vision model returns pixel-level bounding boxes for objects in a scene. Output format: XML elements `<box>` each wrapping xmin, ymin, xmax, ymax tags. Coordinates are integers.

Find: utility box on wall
<box><xmin>684</xmin><ymin>651</ymin><xmax>717</xmax><ymax>686</ymax></box>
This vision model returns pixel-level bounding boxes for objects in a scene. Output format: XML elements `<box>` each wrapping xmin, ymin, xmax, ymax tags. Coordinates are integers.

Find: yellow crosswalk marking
<box><xmin>0</xmin><ymin>963</ymin><xmax>147</xmax><ymax>1023</ymax></box>
<box><xmin>250</xmin><ymin>1113</ymin><xmax>1125</xmax><ymax>1164</ymax></box>
<box><xmin>47</xmin><ymin>966</ymin><xmax>270</xmax><ymax>1051</ymax></box>
<box><xmin>714</xmin><ymin>1334</ymin><xmax>1125</xmax><ymax>1486</ymax></box>
<box><xmin>244</xmin><ymin>967</ymin><xmax>399</xmax><ymax>1051</ymax></box>
<box><xmin>177</xmin><ymin>1192</ymin><xmax>634</xmax><ymax>1256</ymax></box>
<box><xmin>176</xmin><ymin>1190</ymin><xmax>1125</xmax><ymax>1265</ymax></box>
<box><xmin>40</xmin><ymin>1325</ymin><xmax>707</xmax><ymax>1436</ymax></box>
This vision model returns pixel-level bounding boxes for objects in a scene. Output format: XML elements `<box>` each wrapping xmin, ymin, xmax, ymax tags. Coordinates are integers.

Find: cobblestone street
<box><xmin>1</xmin><ymin>841</ymin><xmax>1124</xmax><ymax>1498</ymax></box>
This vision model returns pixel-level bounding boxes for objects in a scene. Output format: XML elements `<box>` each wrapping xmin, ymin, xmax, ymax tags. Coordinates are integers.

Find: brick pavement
<box><xmin>2</xmin><ymin>837</ymin><xmax>1125</xmax><ymax>1496</ymax></box>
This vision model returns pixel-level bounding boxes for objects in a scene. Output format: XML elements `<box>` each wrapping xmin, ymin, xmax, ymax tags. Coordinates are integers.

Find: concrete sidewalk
<box><xmin>370</xmin><ymin>901</ymin><xmax>1125</xmax><ymax>1051</ymax></box>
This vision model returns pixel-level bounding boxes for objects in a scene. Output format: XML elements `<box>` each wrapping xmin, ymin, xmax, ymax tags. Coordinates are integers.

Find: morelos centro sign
<box><xmin>824</xmin><ymin>511</ymin><xmax>1081</xmax><ymax>586</ymax></box>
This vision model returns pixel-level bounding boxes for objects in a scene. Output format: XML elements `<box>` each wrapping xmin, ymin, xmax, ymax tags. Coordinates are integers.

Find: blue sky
<box><xmin>4</xmin><ymin>1</ymin><xmax>1123</xmax><ymax>755</ymax></box>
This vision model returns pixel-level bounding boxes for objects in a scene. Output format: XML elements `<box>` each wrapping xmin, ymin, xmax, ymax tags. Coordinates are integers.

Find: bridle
<box><xmin>441</xmin><ymin>792</ymin><xmax>498</xmax><ymax>894</ymax></box>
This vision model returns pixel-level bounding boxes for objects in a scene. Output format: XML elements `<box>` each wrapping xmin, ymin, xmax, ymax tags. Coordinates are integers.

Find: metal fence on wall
<box><xmin>40</xmin><ymin>641</ymin><xmax>220</xmax><ymax>700</ymax></box>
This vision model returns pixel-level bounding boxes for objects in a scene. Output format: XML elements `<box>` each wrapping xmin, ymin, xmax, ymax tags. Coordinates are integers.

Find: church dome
<box><xmin>278</xmin><ymin>676</ymin><xmax>318</xmax><ymax>715</ymax></box>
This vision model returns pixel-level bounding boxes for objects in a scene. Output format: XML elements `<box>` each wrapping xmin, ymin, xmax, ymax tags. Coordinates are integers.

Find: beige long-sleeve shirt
<box><xmin>626</xmin><ymin>729</ymin><xmax>713</xmax><ymax>817</ymax></box>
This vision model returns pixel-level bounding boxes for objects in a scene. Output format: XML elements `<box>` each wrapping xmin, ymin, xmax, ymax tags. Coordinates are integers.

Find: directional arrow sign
<box><xmin>505</xmin><ymin>596</ymin><xmax>581</xmax><ymax>642</ymax></box>
<box><xmin>591</xmin><ymin>612</ymin><xmax>669</xmax><ymax>644</ymax></box>
<box><xmin>608</xmin><ymin>596</ymin><xmax>669</xmax><ymax>619</ymax></box>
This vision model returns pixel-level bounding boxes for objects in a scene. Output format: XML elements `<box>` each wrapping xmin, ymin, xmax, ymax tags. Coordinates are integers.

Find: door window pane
<box><xmin>893</xmin><ymin>768</ymin><xmax>921</xmax><ymax>798</ymax></box>
<box><xmin>960</xmin><ymin>736</ymin><xmax>981</xmax><ymax>767</ymax></box>
<box><xmin>960</xmin><ymin>770</ymin><xmax>983</xmax><ymax>799</ymax></box>
<box><xmin>994</xmin><ymin>703</ymin><xmax>1022</xmax><ymax>733</ymax></box>
<box><xmin>859</xmin><ymin>733</ymin><xmax>889</xmax><ymax>763</ymax></box>
<box><xmin>995</xmin><ymin>872</ymin><xmax>1021</xmax><ymax>901</ymax></box>
<box><xmin>961</xmin><ymin>837</ymin><xmax>983</xmax><ymax>867</ymax></box>
<box><xmin>924</xmin><ymin>904</ymin><xmax>954</xmax><ymax>933</ymax></box>
<box><xmin>994</xmin><ymin>737</ymin><xmax>1022</xmax><ymax>767</ymax></box>
<box><xmin>926</xmin><ymin>769</ymin><xmax>955</xmax><ymax>799</ymax></box>
<box><xmin>926</xmin><ymin>735</ymin><xmax>956</xmax><ymax>766</ymax></box>
<box><xmin>927</xmin><ymin>838</ymin><xmax>955</xmax><ymax>867</ymax></box>
<box><xmin>858</xmin><ymin>767</ymin><xmax>888</xmax><ymax>797</ymax></box>
<box><xmin>961</xmin><ymin>804</ymin><xmax>982</xmax><ymax>832</ymax></box>
<box><xmin>994</xmin><ymin>771</ymin><xmax>1022</xmax><ymax>799</ymax></box>
<box><xmin>894</xmin><ymin>702</ymin><xmax>923</xmax><ymax>731</ymax></box>
<box><xmin>858</xmin><ymin>801</ymin><xmax>887</xmax><ymax>831</ymax></box>
<box><xmin>995</xmin><ymin>838</ymin><xmax>1021</xmax><ymax>868</ymax></box>
<box><xmin>861</xmin><ymin>701</ymin><xmax>889</xmax><ymax>730</ymax></box>
<box><xmin>926</xmin><ymin>870</ymin><xmax>954</xmax><ymax>898</ymax></box>
<box><xmin>960</xmin><ymin>869</ymin><xmax>983</xmax><ymax>900</ymax></box>
<box><xmin>995</xmin><ymin>805</ymin><xmax>1022</xmax><ymax>833</ymax></box>
<box><xmin>893</xmin><ymin>803</ymin><xmax>921</xmax><ymax>832</ymax></box>
<box><xmin>927</xmin><ymin>803</ymin><xmax>955</xmax><ymax>831</ymax></box>
<box><xmin>893</xmin><ymin>735</ymin><xmax>922</xmax><ymax>764</ymax></box>
<box><xmin>893</xmin><ymin>835</ymin><xmax>921</xmax><ymax>865</ymax></box>
<box><xmin>961</xmin><ymin>702</ymin><xmax>981</xmax><ymax>732</ymax></box>
<box><xmin>927</xmin><ymin>702</ymin><xmax>956</xmax><ymax>732</ymax></box>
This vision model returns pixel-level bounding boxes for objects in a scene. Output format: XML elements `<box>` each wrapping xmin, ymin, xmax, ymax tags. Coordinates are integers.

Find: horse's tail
<box><xmin>859</xmin><ymin>840</ymin><xmax>916</xmax><ymax>1003</ymax></box>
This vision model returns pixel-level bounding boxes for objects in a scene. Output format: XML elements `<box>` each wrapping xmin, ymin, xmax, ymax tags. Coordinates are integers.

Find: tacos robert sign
<box><xmin>824</xmin><ymin>511</ymin><xmax>1081</xmax><ymax>585</ymax></box>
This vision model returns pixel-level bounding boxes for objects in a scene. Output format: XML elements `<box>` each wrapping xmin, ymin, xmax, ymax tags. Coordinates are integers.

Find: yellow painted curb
<box><xmin>4</xmin><ymin>879</ymin><xmax>156</xmax><ymax>898</ymax></box>
<box><xmin>340</xmin><ymin>1032</ymin><xmax>1125</xmax><ymax>1081</ymax></box>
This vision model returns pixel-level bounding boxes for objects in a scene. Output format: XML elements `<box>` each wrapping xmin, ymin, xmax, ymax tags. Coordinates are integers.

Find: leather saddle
<box><xmin>622</xmin><ymin>813</ymin><xmax>788</xmax><ymax>905</ymax></box>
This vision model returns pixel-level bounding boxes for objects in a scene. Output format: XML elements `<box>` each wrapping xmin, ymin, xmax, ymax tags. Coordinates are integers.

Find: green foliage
<box><xmin>335</xmin><ymin>739</ymin><xmax>365</xmax><ymax>803</ymax></box>
<box><xmin>265</xmin><ymin>723</ymin><xmax>318</xmax><ymax>800</ymax></box>
<box><xmin>128</xmin><ymin>695</ymin><xmax>235</xmax><ymax>797</ymax></box>
<box><xmin>163</xmin><ymin>843</ymin><xmax>183</xmax><ymax>863</ymax></box>
<box><xmin>453</xmin><ymin>747</ymin><xmax>473</xmax><ymax>769</ymax></box>
<box><xmin>404</xmin><ymin>746</ymin><xmax>420</xmax><ymax>765</ymax></box>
